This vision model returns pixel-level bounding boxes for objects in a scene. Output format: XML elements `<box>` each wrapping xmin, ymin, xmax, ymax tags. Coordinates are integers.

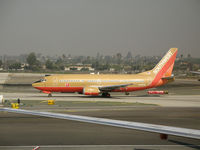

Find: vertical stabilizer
<box><xmin>148</xmin><ymin>48</ymin><xmax>178</xmax><ymax>87</ymax></box>
<box><xmin>152</xmin><ymin>48</ymin><xmax>178</xmax><ymax>78</ymax></box>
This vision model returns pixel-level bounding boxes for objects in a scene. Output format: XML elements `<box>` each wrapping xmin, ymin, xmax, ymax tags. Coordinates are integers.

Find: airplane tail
<box><xmin>151</xmin><ymin>48</ymin><xmax>178</xmax><ymax>78</ymax></box>
<box><xmin>151</xmin><ymin>48</ymin><xmax>178</xmax><ymax>77</ymax></box>
<box><xmin>149</xmin><ymin>48</ymin><xmax>178</xmax><ymax>86</ymax></box>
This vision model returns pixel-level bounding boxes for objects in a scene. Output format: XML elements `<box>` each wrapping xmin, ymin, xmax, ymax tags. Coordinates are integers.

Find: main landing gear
<box><xmin>102</xmin><ymin>92</ymin><xmax>111</xmax><ymax>98</ymax></box>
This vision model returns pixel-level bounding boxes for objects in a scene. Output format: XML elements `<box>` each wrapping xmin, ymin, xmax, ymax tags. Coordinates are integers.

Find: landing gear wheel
<box><xmin>102</xmin><ymin>93</ymin><xmax>111</xmax><ymax>98</ymax></box>
<box><xmin>125</xmin><ymin>92</ymin><xmax>130</xmax><ymax>95</ymax></box>
<box><xmin>106</xmin><ymin>93</ymin><xmax>111</xmax><ymax>97</ymax></box>
<box><xmin>48</xmin><ymin>93</ymin><xmax>52</xmax><ymax>97</ymax></box>
<box><xmin>102</xmin><ymin>93</ymin><xmax>104</xmax><ymax>97</ymax></box>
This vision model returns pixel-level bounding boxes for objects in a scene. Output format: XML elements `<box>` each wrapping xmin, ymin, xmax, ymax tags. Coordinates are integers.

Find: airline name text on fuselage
<box><xmin>153</xmin><ymin>51</ymin><xmax>173</xmax><ymax>74</ymax></box>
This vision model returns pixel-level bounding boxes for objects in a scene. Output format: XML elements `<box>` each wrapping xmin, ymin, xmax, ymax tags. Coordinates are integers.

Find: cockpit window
<box><xmin>33</xmin><ymin>79</ymin><xmax>46</xmax><ymax>83</ymax></box>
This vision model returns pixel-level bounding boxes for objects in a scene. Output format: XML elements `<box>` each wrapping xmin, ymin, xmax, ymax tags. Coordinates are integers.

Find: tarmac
<box><xmin>0</xmin><ymin>78</ymin><xmax>200</xmax><ymax>149</ymax></box>
<box><xmin>1</xmin><ymin>91</ymin><xmax>200</xmax><ymax>107</ymax></box>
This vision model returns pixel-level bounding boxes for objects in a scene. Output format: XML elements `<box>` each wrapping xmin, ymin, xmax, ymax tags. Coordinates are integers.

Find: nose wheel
<box><xmin>102</xmin><ymin>92</ymin><xmax>111</xmax><ymax>98</ymax></box>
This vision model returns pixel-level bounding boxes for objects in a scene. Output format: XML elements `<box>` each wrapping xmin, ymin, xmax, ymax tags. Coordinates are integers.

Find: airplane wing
<box><xmin>99</xmin><ymin>83</ymin><xmax>132</xmax><ymax>92</ymax></box>
<box><xmin>190</xmin><ymin>71</ymin><xmax>200</xmax><ymax>75</ymax></box>
<box><xmin>1</xmin><ymin>108</ymin><xmax>200</xmax><ymax>140</ymax></box>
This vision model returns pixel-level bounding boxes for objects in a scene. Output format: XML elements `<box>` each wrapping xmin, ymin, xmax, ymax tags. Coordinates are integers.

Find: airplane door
<box><xmin>52</xmin><ymin>77</ymin><xmax>59</xmax><ymax>87</ymax></box>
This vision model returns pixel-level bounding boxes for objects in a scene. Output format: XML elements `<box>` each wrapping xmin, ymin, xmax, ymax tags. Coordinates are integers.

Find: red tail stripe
<box><xmin>149</xmin><ymin>51</ymin><xmax>177</xmax><ymax>87</ymax></box>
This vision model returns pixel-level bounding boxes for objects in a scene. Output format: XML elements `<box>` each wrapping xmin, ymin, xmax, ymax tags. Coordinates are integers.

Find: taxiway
<box><xmin>0</xmin><ymin>78</ymin><xmax>200</xmax><ymax>149</ymax></box>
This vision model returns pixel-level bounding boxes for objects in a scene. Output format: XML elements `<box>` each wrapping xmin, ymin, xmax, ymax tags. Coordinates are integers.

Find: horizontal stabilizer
<box><xmin>161</xmin><ymin>74</ymin><xmax>174</xmax><ymax>80</ymax></box>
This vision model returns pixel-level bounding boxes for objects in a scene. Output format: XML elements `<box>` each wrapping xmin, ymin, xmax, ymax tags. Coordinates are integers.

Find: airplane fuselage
<box><xmin>32</xmin><ymin>73</ymin><xmax>170</xmax><ymax>93</ymax></box>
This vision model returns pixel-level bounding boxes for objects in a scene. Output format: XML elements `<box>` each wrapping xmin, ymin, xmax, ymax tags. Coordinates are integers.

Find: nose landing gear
<box><xmin>48</xmin><ymin>93</ymin><xmax>52</xmax><ymax>97</ymax></box>
<box><xmin>125</xmin><ymin>92</ymin><xmax>130</xmax><ymax>95</ymax></box>
<box><xmin>41</xmin><ymin>91</ymin><xmax>52</xmax><ymax>97</ymax></box>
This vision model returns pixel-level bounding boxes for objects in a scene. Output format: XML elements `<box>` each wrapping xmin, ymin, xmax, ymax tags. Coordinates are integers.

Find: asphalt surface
<box><xmin>0</xmin><ymin>107</ymin><xmax>200</xmax><ymax>146</ymax></box>
<box><xmin>0</xmin><ymin>79</ymin><xmax>200</xmax><ymax>149</ymax></box>
<box><xmin>2</xmin><ymin>92</ymin><xmax>200</xmax><ymax>107</ymax></box>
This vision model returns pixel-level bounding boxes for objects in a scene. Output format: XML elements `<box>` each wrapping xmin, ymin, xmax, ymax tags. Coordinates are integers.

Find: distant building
<box><xmin>65</xmin><ymin>65</ymin><xmax>94</xmax><ymax>71</ymax></box>
<box><xmin>109</xmin><ymin>68</ymin><xmax>115</xmax><ymax>72</ymax></box>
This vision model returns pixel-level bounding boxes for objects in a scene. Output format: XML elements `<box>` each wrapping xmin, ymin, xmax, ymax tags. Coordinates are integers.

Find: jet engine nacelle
<box><xmin>83</xmin><ymin>87</ymin><xmax>100</xmax><ymax>96</ymax></box>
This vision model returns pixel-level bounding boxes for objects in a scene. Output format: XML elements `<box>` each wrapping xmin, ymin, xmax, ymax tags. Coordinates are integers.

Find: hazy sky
<box><xmin>0</xmin><ymin>0</ymin><xmax>200</xmax><ymax>57</ymax></box>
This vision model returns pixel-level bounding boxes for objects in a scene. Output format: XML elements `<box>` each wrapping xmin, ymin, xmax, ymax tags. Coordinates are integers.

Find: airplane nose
<box><xmin>32</xmin><ymin>83</ymin><xmax>37</xmax><ymax>87</ymax></box>
<box><xmin>32</xmin><ymin>82</ymin><xmax>45</xmax><ymax>89</ymax></box>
